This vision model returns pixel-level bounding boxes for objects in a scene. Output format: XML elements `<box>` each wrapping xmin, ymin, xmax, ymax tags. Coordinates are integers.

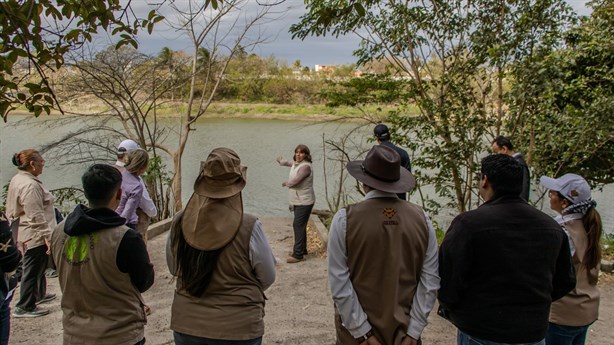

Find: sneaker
<box><xmin>45</xmin><ymin>268</ymin><xmax>58</xmax><ymax>278</ymax></box>
<box><xmin>37</xmin><ymin>293</ymin><xmax>57</xmax><ymax>304</ymax></box>
<box><xmin>13</xmin><ymin>306</ymin><xmax>50</xmax><ymax>318</ymax></box>
<box><xmin>286</xmin><ymin>255</ymin><xmax>304</xmax><ymax>264</ymax></box>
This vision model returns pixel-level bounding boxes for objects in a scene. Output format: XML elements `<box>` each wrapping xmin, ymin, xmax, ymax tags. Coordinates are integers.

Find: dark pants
<box><xmin>292</xmin><ymin>204</ymin><xmax>314</xmax><ymax>259</ymax></box>
<box><xmin>174</xmin><ymin>332</ymin><xmax>262</xmax><ymax>345</ymax></box>
<box><xmin>0</xmin><ymin>292</ymin><xmax>14</xmax><ymax>345</ymax></box>
<box><xmin>16</xmin><ymin>245</ymin><xmax>47</xmax><ymax>311</ymax></box>
<box><xmin>545</xmin><ymin>322</ymin><xmax>591</xmax><ymax>345</ymax></box>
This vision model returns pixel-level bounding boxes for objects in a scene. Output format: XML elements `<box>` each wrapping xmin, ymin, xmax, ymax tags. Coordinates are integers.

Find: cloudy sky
<box><xmin>129</xmin><ymin>0</ymin><xmax>592</xmax><ymax>69</ymax></box>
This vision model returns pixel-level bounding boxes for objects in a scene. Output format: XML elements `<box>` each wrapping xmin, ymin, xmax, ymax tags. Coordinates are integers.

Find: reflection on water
<box><xmin>1</xmin><ymin>115</ymin><xmax>612</xmax><ymax>234</ymax></box>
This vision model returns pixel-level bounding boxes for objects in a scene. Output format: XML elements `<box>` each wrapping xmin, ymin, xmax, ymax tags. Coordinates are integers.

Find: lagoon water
<box><xmin>1</xmin><ymin>115</ymin><xmax>612</xmax><ymax>234</ymax></box>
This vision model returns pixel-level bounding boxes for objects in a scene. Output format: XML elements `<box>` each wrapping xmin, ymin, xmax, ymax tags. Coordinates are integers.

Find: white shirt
<box><xmin>328</xmin><ymin>190</ymin><xmax>440</xmax><ymax>339</ymax></box>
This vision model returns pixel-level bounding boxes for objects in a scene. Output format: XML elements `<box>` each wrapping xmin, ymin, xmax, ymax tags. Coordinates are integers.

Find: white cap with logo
<box><xmin>539</xmin><ymin>173</ymin><xmax>591</xmax><ymax>204</ymax></box>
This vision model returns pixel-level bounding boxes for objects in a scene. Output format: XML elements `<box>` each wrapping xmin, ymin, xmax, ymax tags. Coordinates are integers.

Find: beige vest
<box><xmin>51</xmin><ymin>222</ymin><xmax>146</xmax><ymax>345</ymax></box>
<box><xmin>171</xmin><ymin>214</ymin><xmax>265</xmax><ymax>340</ymax></box>
<box><xmin>288</xmin><ymin>161</ymin><xmax>315</xmax><ymax>206</ymax></box>
<box><xmin>550</xmin><ymin>219</ymin><xmax>600</xmax><ymax>326</ymax></box>
<box><xmin>335</xmin><ymin>198</ymin><xmax>429</xmax><ymax>345</ymax></box>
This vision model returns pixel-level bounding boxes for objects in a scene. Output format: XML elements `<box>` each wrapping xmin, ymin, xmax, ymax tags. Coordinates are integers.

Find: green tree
<box><xmin>291</xmin><ymin>0</ymin><xmax>574</xmax><ymax>213</ymax></box>
<box><xmin>511</xmin><ymin>0</ymin><xmax>614</xmax><ymax>187</ymax></box>
<box><xmin>0</xmin><ymin>0</ymin><xmax>167</xmax><ymax>120</ymax></box>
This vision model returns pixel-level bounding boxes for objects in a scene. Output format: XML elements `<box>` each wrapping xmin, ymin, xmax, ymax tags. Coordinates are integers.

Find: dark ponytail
<box><xmin>582</xmin><ymin>207</ymin><xmax>602</xmax><ymax>275</ymax></box>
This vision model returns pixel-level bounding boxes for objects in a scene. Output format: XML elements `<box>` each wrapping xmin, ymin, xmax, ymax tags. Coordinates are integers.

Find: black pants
<box><xmin>16</xmin><ymin>245</ymin><xmax>47</xmax><ymax>311</ymax></box>
<box><xmin>292</xmin><ymin>204</ymin><xmax>314</xmax><ymax>259</ymax></box>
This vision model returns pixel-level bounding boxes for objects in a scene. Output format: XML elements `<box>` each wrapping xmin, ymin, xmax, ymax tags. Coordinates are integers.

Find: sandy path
<box><xmin>9</xmin><ymin>217</ymin><xmax>614</xmax><ymax>344</ymax></box>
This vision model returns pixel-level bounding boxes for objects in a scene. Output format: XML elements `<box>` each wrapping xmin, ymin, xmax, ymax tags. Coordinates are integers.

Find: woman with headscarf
<box><xmin>6</xmin><ymin>149</ymin><xmax>56</xmax><ymax>318</ymax></box>
<box><xmin>167</xmin><ymin>147</ymin><xmax>276</xmax><ymax>345</ymax></box>
<box><xmin>540</xmin><ymin>174</ymin><xmax>602</xmax><ymax>345</ymax></box>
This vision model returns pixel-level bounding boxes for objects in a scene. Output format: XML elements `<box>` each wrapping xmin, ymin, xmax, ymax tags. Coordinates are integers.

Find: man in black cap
<box><xmin>328</xmin><ymin>145</ymin><xmax>439</xmax><ymax>345</ymax></box>
<box><xmin>374</xmin><ymin>124</ymin><xmax>411</xmax><ymax>200</ymax></box>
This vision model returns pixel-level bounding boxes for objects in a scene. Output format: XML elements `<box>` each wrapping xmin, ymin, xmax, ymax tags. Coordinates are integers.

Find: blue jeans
<box><xmin>458</xmin><ymin>330</ymin><xmax>545</xmax><ymax>345</ymax></box>
<box><xmin>173</xmin><ymin>332</ymin><xmax>262</xmax><ymax>345</ymax></box>
<box><xmin>545</xmin><ymin>322</ymin><xmax>590</xmax><ymax>345</ymax></box>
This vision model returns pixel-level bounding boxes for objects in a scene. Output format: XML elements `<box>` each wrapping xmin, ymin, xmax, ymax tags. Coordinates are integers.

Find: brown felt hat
<box><xmin>181</xmin><ymin>148</ymin><xmax>247</xmax><ymax>250</ymax></box>
<box><xmin>346</xmin><ymin>145</ymin><xmax>416</xmax><ymax>194</ymax></box>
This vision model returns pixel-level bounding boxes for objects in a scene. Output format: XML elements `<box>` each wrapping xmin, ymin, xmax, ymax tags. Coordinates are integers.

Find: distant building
<box><xmin>314</xmin><ymin>64</ymin><xmax>336</xmax><ymax>73</ymax></box>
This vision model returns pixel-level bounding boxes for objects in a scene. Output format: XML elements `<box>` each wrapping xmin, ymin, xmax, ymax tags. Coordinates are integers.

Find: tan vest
<box><xmin>550</xmin><ymin>219</ymin><xmax>600</xmax><ymax>326</ymax></box>
<box><xmin>51</xmin><ymin>222</ymin><xmax>146</xmax><ymax>345</ymax></box>
<box><xmin>288</xmin><ymin>161</ymin><xmax>315</xmax><ymax>206</ymax></box>
<box><xmin>335</xmin><ymin>198</ymin><xmax>429</xmax><ymax>345</ymax></box>
<box><xmin>171</xmin><ymin>214</ymin><xmax>265</xmax><ymax>340</ymax></box>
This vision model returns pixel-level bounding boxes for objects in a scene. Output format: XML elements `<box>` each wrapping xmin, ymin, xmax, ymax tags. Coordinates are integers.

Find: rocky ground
<box><xmin>10</xmin><ymin>217</ymin><xmax>614</xmax><ymax>344</ymax></box>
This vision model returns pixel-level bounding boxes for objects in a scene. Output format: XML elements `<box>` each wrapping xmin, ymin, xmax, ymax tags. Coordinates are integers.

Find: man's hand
<box><xmin>359</xmin><ymin>336</ymin><xmax>382</xmax><ymax>345</ymax></box>
<box><xmin>45</xmin><ymin>238</ymin><xmax>51</xmax><ymax>255</ymax></box>
<box><xmin>401</xmin><ymin>335</ymin><xmax>420</xmax><ymax>345</ymax></box>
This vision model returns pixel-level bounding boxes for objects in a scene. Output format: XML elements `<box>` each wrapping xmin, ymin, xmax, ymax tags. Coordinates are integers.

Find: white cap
<box><xmin>540</xmin><ymin>173</ymin><xmax>591</xmax><ymax>204</ymax></box>
<box><xmin>117</xmin><ymin>139</ymin><xmax>139</xmax><ymax>154</ymax></box>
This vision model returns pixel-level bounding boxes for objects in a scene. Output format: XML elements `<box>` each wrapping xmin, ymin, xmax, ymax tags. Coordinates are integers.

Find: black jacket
<box><xmin>514</xmin><ymin>153</ymin><xmax>531</xmax><ymax>202</ymax></box>
<box><xmin>438</xmin><ymin>195</ymin><xmax>575</xmax><ymax>343</ymax></box>
<box><xmin>61</xmin><ymin>204</ymin><xmax>154</xmax><ymax>292</ymax></box>
<box><xmin>0</xmin><ymin>212</ymin><xmax>22</xmax><ymax>301</ymax></box>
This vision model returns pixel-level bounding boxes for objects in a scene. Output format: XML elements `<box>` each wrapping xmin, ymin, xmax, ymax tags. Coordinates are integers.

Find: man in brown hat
<box><xmin>328</xmin><ymin>145</ymin><xmax>439</xmax><ymax>345</ymax></box>
<box><xmin>166</xmin><ymin>147</ymin><xmax>276</xmax><ymax>345</ymax></box>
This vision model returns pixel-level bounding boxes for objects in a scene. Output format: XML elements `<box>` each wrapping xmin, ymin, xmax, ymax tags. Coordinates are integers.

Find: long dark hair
<box><xmin>173</xmin><ymin>223</ymin><xmax>224</xmax><ymax>297</ymax></box>
<box><xmin>582</xmin><ymin>207</ymin><xmax>602</xmax><ymax>274</ymax></box>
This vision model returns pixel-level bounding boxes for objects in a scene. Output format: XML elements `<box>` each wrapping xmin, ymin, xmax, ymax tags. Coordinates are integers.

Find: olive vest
<box><xmin>51</xmin><ymin>222</ymin><xmax>146</xmax><ymax>345</ymax></box>
<box><xmin>550</xmin><ymin>219</ymin><xmax>600</xmax><ymax>326</ymax></box>
<box><xmin>288</xmin><ymin>161</ymin><xmax>315</xmax><ymax>206</ymax></box>
<box><xmin>171</xmin><ymin>214</ymin><xmax>266</xmax><ymax>340</ymax></box>
<box><xmin>335</xmin><ymin>198</ymin><xmax>429</xmax><ymax>345</ymax></box>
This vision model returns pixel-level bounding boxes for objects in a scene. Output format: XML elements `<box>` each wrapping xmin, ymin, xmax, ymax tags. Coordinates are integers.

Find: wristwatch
<box><xmin>355</xmin><ymin>330</ymin><xmax>374</xmax><ymax>342</ymax></box>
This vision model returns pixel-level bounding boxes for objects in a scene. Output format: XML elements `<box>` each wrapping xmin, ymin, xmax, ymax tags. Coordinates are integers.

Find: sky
<box><xmin>128</xmin><ymin>0</ymin><xmax>592</xmax><ymax>69</ymax></box>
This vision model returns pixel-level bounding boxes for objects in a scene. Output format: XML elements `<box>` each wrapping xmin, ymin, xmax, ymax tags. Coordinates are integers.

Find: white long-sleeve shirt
<box><xmin>328</xmin><ymin>190</ymin><xmax>440</xmax><ymax>339</ymax></box>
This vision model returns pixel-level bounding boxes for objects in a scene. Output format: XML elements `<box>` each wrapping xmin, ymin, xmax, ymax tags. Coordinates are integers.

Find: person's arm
<box><xmin>283</xmin><ymin>165</ymin><xmax>311</xmax><ymax>188</ymax></box>
<box><xmin>138</xmin><ymin>179</ymin><xmax>157</xmax><ymax>218</ymax></box>
<box><xmin>249</xmin><ymin>219</ymin><xmax>276</xmax><ymax>290</ymax></box>
<box><xmin>21</xmin><ymin>184</ymin><xmax>53</xmax><ymax>241</ymax></box>
<box><xmin>328</xmin><ymin>208</ymin><xmax>373</xmax><ymax>338</ymax></box>
<box><xmin>276</xmin><ymin>156</ymin><xmax>292</xmax><ymax>167</ymax></box>
<box><xmin>117</xmin><ymin>228</ymin><xmax>155</xmax><ymax>292</ymax></box>
<box><xmin>437</xmin><ymin>216</ymin><xmax>472</xmax><ymax>312</ymax></box>
<box><xmin>551</xmin><ymin>231</ymin><xmax>576</xmax><ymax>302</ymax></box>
<box><xmin>407</xmin><ymin>212</ymin><xmax>440</xmax><ymax>340</ymax></box>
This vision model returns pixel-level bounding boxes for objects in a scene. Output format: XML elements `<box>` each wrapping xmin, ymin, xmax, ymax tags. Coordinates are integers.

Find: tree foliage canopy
<box><xmin>0</xmin><ymin>0</ymin><xmax>167</xmax><ymax>121</ymax></box>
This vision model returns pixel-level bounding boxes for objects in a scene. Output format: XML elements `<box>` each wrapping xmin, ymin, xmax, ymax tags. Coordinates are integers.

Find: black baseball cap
<box><xmin>374</xmin><ymin>124</ymin><xmax>390</xmax><ymax>140</ymax></box>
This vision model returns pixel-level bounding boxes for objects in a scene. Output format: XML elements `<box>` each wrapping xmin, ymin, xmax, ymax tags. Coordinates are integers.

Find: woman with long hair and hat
<box><xmin>167</xmin><ymin>147</ymin><xmax>276</xmax><ymax>345</ymax></box>
<box><xmin>6</xmin><ymin>149</ymin><xmax>57</xmax><ymax>318</ymax></box>
<box><xmin>276</xmin><ymin>144</ymin><xmax>315</xmax><ymax>264</ymax></box>
<box><xmin>540</xmin><ymin>174</ymin><xmax>602</xmax><ymax>345</ymax></box>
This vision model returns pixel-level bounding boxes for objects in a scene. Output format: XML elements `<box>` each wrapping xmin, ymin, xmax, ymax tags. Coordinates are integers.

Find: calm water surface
<box><xmin>1</xmin><ymin>115</ymin><xmax>612</xmax><ymax>234</ymax></box>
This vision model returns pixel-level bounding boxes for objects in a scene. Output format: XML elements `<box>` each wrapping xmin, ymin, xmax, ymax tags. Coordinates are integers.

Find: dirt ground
<box><xmin>9</xmin><ymin>216</ymin><xmax>614</xmax><ymax>344</ymax></box>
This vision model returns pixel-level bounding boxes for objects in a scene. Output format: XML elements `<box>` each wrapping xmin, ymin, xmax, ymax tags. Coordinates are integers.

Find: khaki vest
<box><xmin>550</xmin><ymin>219</ymin><xmax>600</xmax><ymax>326</ymax></box>
<box><xmin>51</xmin><ymin>222</ymin><xmax>146</xmax><ymax>345</ymax></box>
<box><xmin>288</xmin><ymin>161</ymin><xmax>315</xmax><ymax>206</ymax></box>
<box><xmin>335</xmin><ymin>198</ymin><xmax>429</xmax><ymax>345</ymax></box>
<box><xmin>171</xmin><ymin>214</ymin><xmax>265</xmax><ymax>340</ymax></box>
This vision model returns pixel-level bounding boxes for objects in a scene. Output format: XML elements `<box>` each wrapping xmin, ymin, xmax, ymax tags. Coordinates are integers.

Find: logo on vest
<box><xmin>382</xmin><ymin>208</ymin><xmax>398</xmax><ymax>225</ymax></box>
<box><xmin>62</xmin><ymin>233</ymin><xmax>99</xmax><ymax>265</ymax></box>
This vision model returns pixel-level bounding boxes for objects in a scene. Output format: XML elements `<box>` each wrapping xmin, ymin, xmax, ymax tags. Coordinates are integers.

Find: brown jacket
<box><xmin>52</xmin><ymin>222</ymin><xmax>146</xmax><ymax>345</ymax></box>
<box><xmin>550</xmin><ymin>219</ymin><xmax>600</xmax><ymax>326</ymax></box>
<box><xmin>335</xmin><ymin>198</ymin><xmax>429</xmax><ymax>345</ymax></box>
<box><xmin>171</xmin><ymin>213</ymin><xmax>266</xmax><ymax>340</ymax></box>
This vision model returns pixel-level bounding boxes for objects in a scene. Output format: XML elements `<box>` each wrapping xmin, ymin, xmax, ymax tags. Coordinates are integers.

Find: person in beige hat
<box><xmin>328</xmin><ymin>145</ymin><xmax>440</xmax><ymax>345</ymax></box>
<box><xmin>166</xmin><ymin>147</ymin><xmax>276</xmax><ymax>345</ymax></box>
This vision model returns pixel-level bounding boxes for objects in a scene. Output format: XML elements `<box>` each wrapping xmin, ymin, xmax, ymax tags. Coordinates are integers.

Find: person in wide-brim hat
<box><xmin>346</xmin><ymin>145</ymin><xmax>416</xmax><ymax>193</ymax></box>
<box><xmin>181</xmin><ymin>147</ymin><xmax>248</xmax><ymax>251</ymax></box>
